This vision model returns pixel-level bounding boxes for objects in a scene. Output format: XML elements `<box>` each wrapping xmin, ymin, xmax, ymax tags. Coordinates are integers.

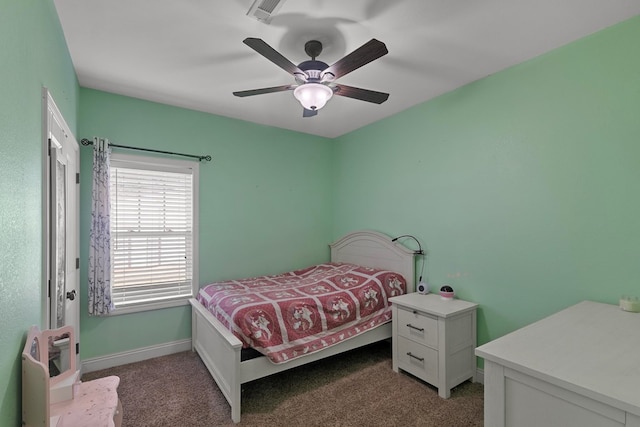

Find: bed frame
<box><xmin>189</xmin><ymin>230</ymin><xmax>416</xmax><ymax>423</ymax></box>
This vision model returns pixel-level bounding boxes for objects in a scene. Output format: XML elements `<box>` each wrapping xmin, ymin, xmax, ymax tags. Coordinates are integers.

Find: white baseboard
<box><xmin>475</xmin><ymin>367</ymin><xmax>484</xmax><ymax>384</ymax></box>
<box><xmin>81</xmin><ymin>339</ymin><xmax>192</xmax><ymax>374</ymax></box>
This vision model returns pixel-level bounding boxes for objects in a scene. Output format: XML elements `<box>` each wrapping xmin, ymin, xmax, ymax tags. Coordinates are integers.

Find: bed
<box><xmin>189</xmin><ymin>230</ymin><xmax>416</xmax><ymax>423</ymax></box>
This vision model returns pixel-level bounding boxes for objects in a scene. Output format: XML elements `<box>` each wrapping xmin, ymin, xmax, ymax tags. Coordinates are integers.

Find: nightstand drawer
<box><xmin>397</xmin><ymin>306</ymin><xmax>438</xmax><ymax>348</ymax></box>
<box><xmin>397</xmin><ymin>336</ymin><xmax>438</xmax><ymax>385</ymax></box>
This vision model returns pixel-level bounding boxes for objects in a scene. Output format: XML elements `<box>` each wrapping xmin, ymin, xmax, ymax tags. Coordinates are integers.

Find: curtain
<box><xmin>88</xmin><ymin>137</ymin><xmax>114</xmax><ymax>315</ymax></box>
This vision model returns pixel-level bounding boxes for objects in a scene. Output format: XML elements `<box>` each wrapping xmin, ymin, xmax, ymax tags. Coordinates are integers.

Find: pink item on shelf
<box><xmin>440</xmin><ymin>285</ymin><xmax>454</xmax><ymax>300</ymax></box>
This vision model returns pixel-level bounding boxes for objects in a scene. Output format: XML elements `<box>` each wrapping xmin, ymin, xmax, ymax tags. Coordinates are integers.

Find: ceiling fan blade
<box><xmin>303</xmin><ymin>108</ymin><xmax>318</xmax><ymax>118</ymax></box>
<box><xmin>233</xmin><ymin>85</ymin><xmax>294</xmax><ymax>97</ymax></box>
<box><xmin>333</xmin><ymin>84</ymin><xmax>389</xmax><ymax>104</ymax></box>
<box><xmin>322</xmin><ymin>39</ymin><xmax>388</xmax><ymax>81</ymax></box>
<box><xmin>243</xmin><ymin>38</ymin><xmax>306</xmax><ymax>78</ymax></box>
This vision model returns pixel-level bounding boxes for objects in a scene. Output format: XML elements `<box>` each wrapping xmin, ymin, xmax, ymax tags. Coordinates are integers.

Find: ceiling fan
<box><xmin>233</xmin><ymin>38</ymin><xmax>389</xmax><ymax>117</ymax></box>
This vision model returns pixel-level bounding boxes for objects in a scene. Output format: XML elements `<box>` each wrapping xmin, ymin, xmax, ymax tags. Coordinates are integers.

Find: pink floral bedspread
<box><xmin>196</xmin><ymin>262</ymin><xmax>407</xmax><ymax>364</ymax></box>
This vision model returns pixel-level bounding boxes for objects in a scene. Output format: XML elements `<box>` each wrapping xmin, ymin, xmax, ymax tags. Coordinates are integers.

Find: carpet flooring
<box><xmin>82</xmin><ymin>340</ymin><xmax>484</xmax><ymax>426</ymax></box>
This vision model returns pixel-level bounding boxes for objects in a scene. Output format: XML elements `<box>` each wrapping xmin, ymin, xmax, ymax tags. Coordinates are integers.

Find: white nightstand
<box><xmin>389</xmin><ymin>293</ymin><xmax>478</xmax><ymax>398</ymax></box>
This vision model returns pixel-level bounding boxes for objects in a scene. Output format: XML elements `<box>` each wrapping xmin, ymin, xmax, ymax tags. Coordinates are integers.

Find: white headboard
<box><xmin>330</xmin><ymin>230</ymin><xmax>417</xmax><ymax>292</ymax></box>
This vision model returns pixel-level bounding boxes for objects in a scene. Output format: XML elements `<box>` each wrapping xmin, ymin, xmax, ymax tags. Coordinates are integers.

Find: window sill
<box><xmin>109</xmin><ymin>297</ymin><xmax>191</xmax><ymax>316</ymax></box>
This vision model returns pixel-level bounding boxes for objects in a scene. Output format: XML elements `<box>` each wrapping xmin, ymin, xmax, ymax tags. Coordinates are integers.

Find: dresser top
<box><xmin>390</xmin><ymin>292</ymin><xmax>477</xmax><ymax>317</ymax></box>
<box><xmin>476</xmin><ymin>300</ymin><xmax>640</xmax><ymax>414</ymax></box>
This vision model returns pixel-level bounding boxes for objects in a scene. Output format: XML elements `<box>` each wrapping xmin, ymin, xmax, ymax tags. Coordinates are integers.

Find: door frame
<box><xmin>41</xmin><ymin>87</ymin><xmax>80</xmax><ymax>366</ymax></box>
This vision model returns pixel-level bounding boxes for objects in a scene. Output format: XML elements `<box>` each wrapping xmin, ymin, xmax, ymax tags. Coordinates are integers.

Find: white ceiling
<box><xmin>53</xmin><ymin>0</ymin><xmax>640</xmax><ymax>139</ymax></box>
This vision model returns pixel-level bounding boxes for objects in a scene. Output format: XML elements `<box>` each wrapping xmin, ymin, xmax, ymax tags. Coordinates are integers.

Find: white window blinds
<box><xmin>110</xmin><ymin>155</ymin><xmax>197</xmax><ymax>307</ymax></box>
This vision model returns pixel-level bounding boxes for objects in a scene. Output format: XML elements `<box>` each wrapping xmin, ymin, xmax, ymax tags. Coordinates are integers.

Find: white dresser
<box><xmin>476</xmin><ymin>301</ymin><xmax>640</xmax><ymax>427</ymax></box>
<box><xmin>390</xmin><ymin>293</ymin><xmax>478</xmax><ymax>398</ymax></box>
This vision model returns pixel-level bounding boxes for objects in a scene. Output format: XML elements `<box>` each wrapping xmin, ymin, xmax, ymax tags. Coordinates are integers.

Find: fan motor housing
<box><xmin>298</xmin><ymin>60</ymin><xmax>328</xmax><ymax>73</ymax></box>
<box><xmin>297</xmin><ymin>60</ymin><xmax>329</xmax><ymax>83</ymax></box>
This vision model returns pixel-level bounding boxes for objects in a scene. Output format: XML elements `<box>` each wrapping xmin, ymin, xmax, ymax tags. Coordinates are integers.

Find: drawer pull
<box><xmin>406</xmin><ymin>323</ymin><xmax>424</xmax><ymax>332</ymax></box>
<box><xmin>407</xmin><ymin>352</ymin><xmax>424</xmax><ymax>362</ymax></box>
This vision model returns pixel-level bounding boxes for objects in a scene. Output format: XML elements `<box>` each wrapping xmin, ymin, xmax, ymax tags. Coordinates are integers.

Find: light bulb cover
<box><xmin>293</xmin><ymin>83</ymin><xmax>333</xmax><ymax>111</ymax></box>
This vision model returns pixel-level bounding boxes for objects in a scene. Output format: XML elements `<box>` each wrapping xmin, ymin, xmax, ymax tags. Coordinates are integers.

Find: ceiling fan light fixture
<box><xmin>293</xmin><ymin>83</ymin><xmax>333</xmax><ymax>111</ymax></box>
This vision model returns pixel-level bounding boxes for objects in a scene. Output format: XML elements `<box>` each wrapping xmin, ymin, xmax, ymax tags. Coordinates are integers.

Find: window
<box><xmin>109</xmin><ymin>153</ymin><xmax>199</xmax><ymax>314</ymax></box>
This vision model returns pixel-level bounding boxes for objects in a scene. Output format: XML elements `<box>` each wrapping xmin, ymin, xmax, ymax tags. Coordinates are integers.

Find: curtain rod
<box><xmin>80</xmin><ymin>138</ymin><xmax>212</xmax><ymax>162</ymax></box>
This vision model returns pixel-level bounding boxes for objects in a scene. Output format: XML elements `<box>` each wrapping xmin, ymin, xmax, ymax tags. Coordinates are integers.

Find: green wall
<box><xmin>2</xmin><ymin>2</ymin><xmax>639</xmax><ymax>424</ymax></box>
<box><xmin>0</xmin><ymin>1</ymin><xmax>79</xmax><ymax>425</ymax></box>
<box><xmin>333</xmin><ymin>16</ymin><xmax>640</xmax><ymax>351</ymax></box>
<box><xmin>77</xmin><ymin>89</ymin><xmax>333</xmax><ymax>358</ymax></box>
